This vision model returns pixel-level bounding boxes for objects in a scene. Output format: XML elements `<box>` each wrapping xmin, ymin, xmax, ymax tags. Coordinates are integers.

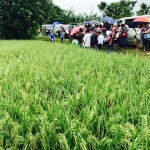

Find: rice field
<box><xmin>0</xmin><ymin>40</ymin><xmax>150</xmax><ymax>150</ymax></box>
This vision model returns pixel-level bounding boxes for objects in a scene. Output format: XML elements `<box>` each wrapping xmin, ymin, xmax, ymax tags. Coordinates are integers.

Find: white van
<box><xmin>41</xmin><ymin>24</ymin><xmax>52</xmax><ymax>35</ymax></box>
<box><xmin>116</xmin><ymin>15</ymin><xmax>150</xmax><ymax>45</ymax></box>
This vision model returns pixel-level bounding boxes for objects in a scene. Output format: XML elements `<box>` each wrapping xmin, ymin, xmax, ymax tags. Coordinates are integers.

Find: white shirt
<box><xmin>115</xmin><ymin>32</ymin><xmax>119</xmax><ymax>38</ymax></box>
<box><xmin>83</xmin><ymin>33</ymin><xmax>91</xmax><ymax>47</ymax></box>
<box><xmin>98</xmin><ymin>34</ymin><xmax>104</xmax><ymax>45</ymax></box>
<box><xmin>136</xmin><ymin>28</ymin><xmax>142</xmax><ymax>40</ymax></box>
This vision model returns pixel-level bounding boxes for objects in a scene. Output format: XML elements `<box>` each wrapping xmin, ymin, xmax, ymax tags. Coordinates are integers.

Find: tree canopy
<box><xmin>136</xmin><ymin>3</ymin><xmax>150</xmax><ymax>15</ymax></box>
<box><xmin>2</xmin><ymin>0</ymin><xmax>148</xmax><ymax>39</ymax></box>
<box><xmin>0</xmin><ymin>0</ymin><xmax>53</xmax><ymax>39</ymax></box>
<box><xmin>98</xmin><ymin>0</ymin><xmax>137</xmax><ymax>19</ymax></box>
<box><xmin>0</xmin><ymin>0</ymin><xmax>100</xmax><ymax>39</ymax></box>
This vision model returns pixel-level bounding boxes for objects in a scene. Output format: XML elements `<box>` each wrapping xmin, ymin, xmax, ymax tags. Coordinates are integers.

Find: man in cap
<box><xmin>119</xmin><ymin>22</ymin><xmax>128</xmax><ymax>48</ymax></box>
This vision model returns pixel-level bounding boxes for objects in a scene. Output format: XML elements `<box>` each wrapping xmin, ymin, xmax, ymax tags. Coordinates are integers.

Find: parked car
<box><xmin>53</xmin><ymin>24</ymin><xmax>73</xmax><ymax>38</ymax></box>
<box><xmin>41</xmin><ymin>24</ymin><xmax>52</xmax><ymax>36</ymax></box>
<box><xmin>116</xmin><ymin>15</ymin><xmax>150</xmax><ymax>45</ymax></box>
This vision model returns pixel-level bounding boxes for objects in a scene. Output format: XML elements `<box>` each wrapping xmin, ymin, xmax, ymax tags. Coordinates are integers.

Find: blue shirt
<box><xmin>60</xmin><ymin>32</ymin><xmax>65</xmax><ymax>38</ymax></box>
<box><xmin>49</xmin><ymin>33</ymin><xmax>55</xmax><ymax>41</ymax></box>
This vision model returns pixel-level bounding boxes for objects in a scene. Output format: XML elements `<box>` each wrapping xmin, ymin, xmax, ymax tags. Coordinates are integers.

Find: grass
<box><xmin>35</xmin><ymin>36</ymin><xmax>71</xmax><ymax>44</ymax></box>
<box><xmin>0</xmin><ymin>40</ymin><xmax>150</xmax><ymax>150</ymax></box>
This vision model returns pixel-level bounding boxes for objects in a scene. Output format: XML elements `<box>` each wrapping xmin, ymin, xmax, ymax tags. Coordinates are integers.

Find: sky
<box><xmin>53</xmin><ymin>0</ymin><xmax>150</xmax><ymax>15</ymax></box>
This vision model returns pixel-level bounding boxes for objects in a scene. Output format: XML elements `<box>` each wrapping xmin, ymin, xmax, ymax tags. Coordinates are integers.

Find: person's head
<box><xmin>79</xmin><ymin>28</ymin><xmax>83</xmax><ymax>33</ymax></box>
<box><xmin>86</xmin><ymin>28</ymin><xmax>90</xmax><ymax>33</ymax></box>
<box><xmin>104</xmin><ymin>22</ymin><xmax>108</xmax><ymax>25</ymax></box>
<box><xmin>73</xmin><ymin>35</ymin><xmax>77</xmax><ymax>40</ymax></box>
<box><xmin>113</xmin><ymin>23</ymin><xmax>117</xmax><ymax>28</ymax></box>
<box><xmin>72</xmin><ymin>33</ymin><xmax>76</xmax><ymax>38</ymax></box>
<box><xmin>146</xmin><ymin>25</ymin><xmax>149</xmax><ymax>30</ymax></box>
<box><xmin>143</xmin><ymin>23</ymin><xmax>148</xmax><ymax>27</ymax></box>
<box><xmin>91</xmin><ymin>28</ymin><xmax>94</xmax><ymax>32</ymax></box>
<box><xmin>88</xmin><ymin>23</ymin><xmax>91</xmax><ymax>28</ymax></box>
<box><xmin>97</xmin><ymin>31</ymin><xmax>101</xmax><ymax>35</ymax></box>
<box><xmin>102</xmin><ymin>28</ymin><xmax>106</xmax><ymax>33</ymax></box>
<box><xmin>100</xmin><ymin>24</ymin><xmax>103</xmax><ymax>28</ymax></box>
<box><xmin>112</xmin><ymin>27</ymin><xmax>119</xmax><ymax>33</ymax></box>
<box><xmin>121</xmin><ymin>22</ymin><xmax>125</xmax><ymax>27</ymax></box>
<box><xmin>76</xmin><ymin>31</ymin><xmax>79</xmax><ymax>35</ymax></box>
<box><xmin>93</xmin><ymin>30</ymin><xmax>97</xmax><ymax>34</ymax></box>
<box><xmin>138</xmin><ymin>24</ymin><xmax>142</xmax><ymax>28</ymax></box>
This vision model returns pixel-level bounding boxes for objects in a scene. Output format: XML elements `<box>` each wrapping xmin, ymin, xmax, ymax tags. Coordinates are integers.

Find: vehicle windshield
<box><xmin>125</xmin><ymin>19</ymin><xmax>139</xmax><ymax>28</ymax></box>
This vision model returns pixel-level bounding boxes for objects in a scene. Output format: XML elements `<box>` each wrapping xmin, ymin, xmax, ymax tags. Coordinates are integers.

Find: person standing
<box><xmin>141</xmin><ymin>24</ymin><xmax>149</xmax><ymax>51</ymax></box>
<box><xmin>144</xmin><ymin>28</ymin><xmax>150</xmax><ymax>54</ymax></box>
<box><xmin>97</xmin><ymin>31</ymin><xmax>104</xmax><ymax>50</ymax></box>
<box><xmin>60</xmin><ymin>29</ymin><xmax>65</xmax><ymax>43</ymax></box>
<box><xmin>112</xmin><ymin>27</ymin><xmax>120</xmax><ymax>51</ymax></box>
<box><xmin>78</xmin><ymin>28</ymin><xmax>84</xmax><ymax>47</ymax></box>
<box><xmin>133</xmin><ymin>24</ymin><xmax>142</xmax><ymax>51</ymax></box>
<box><xmin>90</xmin><ymin>30</ymin><xmax>98</xmax><ymax>49</ymax></box>
<box><xmin>72</xmin><ymin>36</ymin><xmax>79</xmax><ymax>46</ymax></box>
<box><xmin>119</xmin><ymin>22</ymin><xmax>128</xmax><ymax>49</ymax></box>
<box><xmin>48</xmin><ymin>30</ymin><xmax>55</xmax><ymax>42</ymax></box>
<box><xmin>106</xmin><ymin>33</ymin><xmax>113</xmax><ymax>52</ymax></box>
<box><xmin>83</xmin><ymin>29</ymin><xmax>91</xmax><ymax>48</ymax></box>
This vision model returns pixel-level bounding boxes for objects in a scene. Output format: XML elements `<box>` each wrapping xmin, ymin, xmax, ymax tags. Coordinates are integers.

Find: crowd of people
<box><xmin>133</xmin><ymin>23</ymin><xmax>150</xmax><ymax>52</ymax></box>
<box><xmin>48</xmin><ymin>22</ymin><xmax>150</xmax><ymax>54</ymax></box>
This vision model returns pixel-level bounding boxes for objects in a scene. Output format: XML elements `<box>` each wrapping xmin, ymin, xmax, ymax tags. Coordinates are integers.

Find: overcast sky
<box><xmin>53</xmin><ymin>0</ymin><xmax>150</xmax><ymax>15</ymax></box>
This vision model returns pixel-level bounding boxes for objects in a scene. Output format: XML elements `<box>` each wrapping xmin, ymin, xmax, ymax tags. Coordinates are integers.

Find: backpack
<box><xmin>122</xmin><ymin>33</ymin><xmax>127</xmax><ymax>37</ymax></box>
<box><xmin>121</xmin><ymin>27</ymin><xmax>127</xmax><ymax>37</ymax></box>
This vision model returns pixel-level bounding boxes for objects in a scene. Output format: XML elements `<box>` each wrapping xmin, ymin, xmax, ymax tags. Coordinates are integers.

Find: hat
<box><xmin>113</xmin><ymin>23</ymin><xmax>117</xmax><ymax>26</ymax></box>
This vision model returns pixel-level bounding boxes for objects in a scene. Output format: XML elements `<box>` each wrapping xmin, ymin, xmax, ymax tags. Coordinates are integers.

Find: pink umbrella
<box><xmin>69</xmin><ymin>27</ymin><xmax>81</xmax><ymax>36</ymax></box>
<box><xmin>133</xmin><ymin>17</ymin><xmax>150</xmax><ymax>23</ymax></box>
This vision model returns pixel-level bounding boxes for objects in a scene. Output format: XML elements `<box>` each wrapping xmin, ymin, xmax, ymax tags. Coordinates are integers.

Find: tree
<box><xmin>83</xmin><ymin>12</ymin><xmax>100</xmax><ymax>21</ymax></box>
<box><xmin>136</xmin><ymin>3</ymin><xmax>150</xmax><ymax>15</ymax></box>
<box><xmin>98</xmin><ymin>0</ymin><xmax>137</xmax><ymax>19</ymax></box>
<box><xmin>0</xmin><ymin>0</ymin><xmax>52</xmax><ymax>39</ymax></box>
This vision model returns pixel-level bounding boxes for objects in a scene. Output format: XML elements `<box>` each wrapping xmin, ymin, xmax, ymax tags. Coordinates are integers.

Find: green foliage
<box><xmin>136</xmin><ymin>3</ymin><xmax>150</xmax><ymax>15</ymax></box>
<box><xmin>83</xmin><ymin>12</ymin><xmax>100</xmax><ymax>21</ymax></box>
<box><xmin>98</xmin><ymin>1</ymin><xmax>107</xmax><ymax>11</ymax></box>
<box><xmin>98</xmin><ymin>0</ymin><xmax>137</xmax><ymax>19</ymax></box>
<box><xmin>0</xmin><ymin>0</ymin><xmax>52</xmax><ymax>39</ymax></box>
<box><xmin>0</xmin><ymin>40</ymin><xmax>150</xmax><ymax>149</ymax></box>
<box><xmin>0</xmin><ymin>0</ymin><xmax>100</xmax><ymax>39</ymax></box>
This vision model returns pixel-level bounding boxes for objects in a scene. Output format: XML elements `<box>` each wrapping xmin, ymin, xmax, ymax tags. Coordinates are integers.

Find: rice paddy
<box><xmin>0</xmin><ymin>40</ymin><xmax>150</xmax><ymax>150</ymax></box>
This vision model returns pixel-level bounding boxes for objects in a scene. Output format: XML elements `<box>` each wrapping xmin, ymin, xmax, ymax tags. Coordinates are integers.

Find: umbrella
<box><xmin>90</xmin><ymin>20</ymin><xmax>101</xmax><ymax>25</ymax></box>
<box><xmin>80</xmin><ymin>21</ymin><xmax>91</xmax><ymax>25</ymax></box>
<box><xmin>133</xmin><ymin>17</ymin><xmax>150</xmax><ymax>23</ymax></box>
<box><xmin>102</xmin><ymin>16</ymin><xmax>115</xmax><ymax>24</ymax></box>
<box><xmin>53</xmin><ymin>22</ymin><xmax>62</xmax><ymax>27</ymax></box>
<box><xmin>69</xmin><ymin>27</ymin><xmax>81</xmax><ymax>36</ymax></box>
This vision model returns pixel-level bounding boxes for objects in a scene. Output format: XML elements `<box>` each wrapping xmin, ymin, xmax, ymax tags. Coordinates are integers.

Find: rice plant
<box><xmin>0</xmin><ymin>40</ymin><xmax>149</xmax><ymax>150</ymax></box>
